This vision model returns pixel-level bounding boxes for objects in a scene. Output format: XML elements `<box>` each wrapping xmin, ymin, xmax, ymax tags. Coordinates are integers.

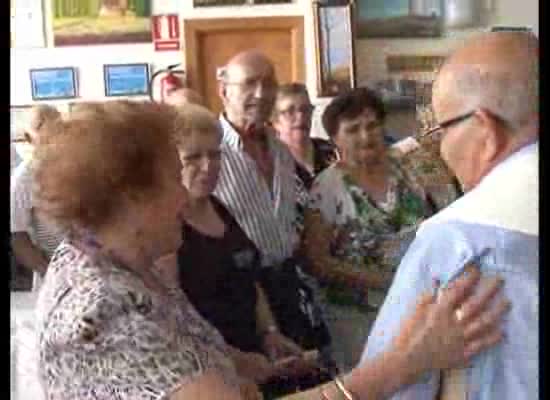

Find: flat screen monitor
<box><xmin>104</xmin><ymin>63</ymin><xmax>150</xmax><ymax>97</ymax></box>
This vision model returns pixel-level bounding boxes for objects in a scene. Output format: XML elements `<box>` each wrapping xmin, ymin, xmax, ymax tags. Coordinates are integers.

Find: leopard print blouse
<box><xmin>36</xmin><ymin>241</ymin><xmax>239</xmax><ymax>399</ymax></box>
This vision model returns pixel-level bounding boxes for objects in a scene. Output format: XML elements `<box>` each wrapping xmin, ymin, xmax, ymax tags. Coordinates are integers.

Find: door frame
<box><xmin>183</xmin><ymin>16</ymin><xmax>305</xmax><ymax>96</ymax></box>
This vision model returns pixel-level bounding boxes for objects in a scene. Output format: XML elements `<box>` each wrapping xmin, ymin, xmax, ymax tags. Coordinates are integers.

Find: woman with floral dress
<box><xmin>302</xmin><ymin>88</ymin><xmax>444</xmax><ymax>371</ymax></box>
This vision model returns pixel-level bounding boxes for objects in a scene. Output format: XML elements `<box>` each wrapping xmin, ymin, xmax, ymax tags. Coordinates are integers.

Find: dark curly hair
<box><xmin>322</xmin><ymin>87</ymin><xmax>386</xmax><ymax>139</ymax></box>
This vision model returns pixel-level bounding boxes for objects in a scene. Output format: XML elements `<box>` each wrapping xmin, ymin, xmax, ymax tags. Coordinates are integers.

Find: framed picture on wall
<box><xmin>104</xmin><ymin>63</ymin><xmax>150</xmax><ymax>97</ymax></box>
<box><xmin>51</xmin><ymin>0</ymin><xmax>152</xmax><ymax>46</ymax></box>
<box><xmin>30</xmin><ymin>67</ymin><xmax>78</xmax><ymax>101</ymax></box>
<box><xmin>313</xmin><ymin>0</ymin><xmax>356</xmax><ymax>97</ymax></box>
<box><xmin>356</xmin><ymin>0</ymin><xmax>442</xmax><ymax>38</ymax></box>
<box><xmin>193</xmin><ymin>0</ymin><xmax>246</xmax><ymax>6</ymax></box>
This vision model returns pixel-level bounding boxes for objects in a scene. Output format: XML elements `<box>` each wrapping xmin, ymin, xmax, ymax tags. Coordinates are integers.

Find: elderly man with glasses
<box><xmin>213</xmin><ymin>50</ymin><xmax>333</xmax><ymax>395</ymax></box>
<box><xmin>360</xmin><ymin>31</ymin><xmax>539</xmax><ymax>400</ymax></box>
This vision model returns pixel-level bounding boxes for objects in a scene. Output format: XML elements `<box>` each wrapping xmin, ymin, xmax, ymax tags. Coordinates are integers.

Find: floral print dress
<box><xmin>304</xmin><ymin>160</ymin><xmax>435</xmax><ymax>370</ymax></box>
<box><xmin>36</xmin><ymin>240</ymin><xmax>241</xmax><ymax>400</ymax></box>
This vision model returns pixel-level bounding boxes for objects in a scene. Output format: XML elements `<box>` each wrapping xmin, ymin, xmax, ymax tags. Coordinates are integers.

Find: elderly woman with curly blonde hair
<box><xmin>33</xmin><ymin>100</ymin><xmax>507</xmax><ymax>400</ymax></box>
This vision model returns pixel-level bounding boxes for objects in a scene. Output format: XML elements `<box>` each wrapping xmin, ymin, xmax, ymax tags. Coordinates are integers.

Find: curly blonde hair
<box><xmin>33</xmin><ymin>100</ymin><xmax>180</xmax><ymax>231</ymax></box>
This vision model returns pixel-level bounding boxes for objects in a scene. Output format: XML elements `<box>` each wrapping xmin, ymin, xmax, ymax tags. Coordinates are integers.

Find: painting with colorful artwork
<box><xmin>356</xmin><ymin>0</ymin><xmax>442</xmax><ymax>38</ymax></box>
<box><xmin>52</xmin><ymin>0</ymin><xmax>152</xmax><ymax>46</ymax></box>
<box><xmin>313</xmin><ymin>0</ymin><xmax>356</xmax><ymax>97</ymax></box>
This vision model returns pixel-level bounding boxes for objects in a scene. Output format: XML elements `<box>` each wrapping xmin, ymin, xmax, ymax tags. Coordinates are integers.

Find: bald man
<box><xmin>213</xmin><ymin>50</ymin><xmax>332</xmax><ymax>381</ymax></box>
<box><xmin>361</xmin><ymin>32</ymin><xmax>538</xmax><ymax>399</ymax></box>
<box><xmin>214</xmin><ymin>50</ymin><xmax>301</xmax><ymax>268</ymax></box>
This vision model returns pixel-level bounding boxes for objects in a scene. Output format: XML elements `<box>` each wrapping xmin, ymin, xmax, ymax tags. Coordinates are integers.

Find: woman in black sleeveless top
<box><xmin>178</xmin><ymin>195</ymin><xmax>262</xmax><ymax>353</ymax></box>
<box><xmin>173</xmin><ymin>104</ymin><xmax>324</xmax><ymax>393</ymax></box>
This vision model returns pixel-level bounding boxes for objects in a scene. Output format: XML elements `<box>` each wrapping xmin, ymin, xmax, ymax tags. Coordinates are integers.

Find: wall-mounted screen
<box><xmin>30</xmin><ymin>67</ymin><xmax>77</xmax><ymax>101</ymax></box>
<box><xmin>104</xmin><ymin>63</ymin><xmax>150</xmax><ymax>97</ymax></box>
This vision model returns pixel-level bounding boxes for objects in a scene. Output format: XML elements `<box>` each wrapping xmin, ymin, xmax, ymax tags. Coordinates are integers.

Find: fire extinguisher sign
<box><xmin>152</xmin><ymin>15</ymin><xmax>180</xmax><ymax>51</ymax></box>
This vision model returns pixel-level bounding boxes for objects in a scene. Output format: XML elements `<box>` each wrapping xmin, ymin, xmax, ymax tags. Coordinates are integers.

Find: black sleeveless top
<box><xmin>178</xmin><ymin>196</ymin><xmax>263</xmax><ymax>353</ymax></box>
<box><xmin>295</xmin><ymin>138</ymin><xmax>338</xmax><ymax>190</ymax></box>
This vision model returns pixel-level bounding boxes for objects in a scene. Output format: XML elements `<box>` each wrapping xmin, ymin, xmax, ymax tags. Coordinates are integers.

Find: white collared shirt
<box><xmin>213</xmin><ymin>115</ymin><xmax>304</xmax><ymax>267</ymax></box>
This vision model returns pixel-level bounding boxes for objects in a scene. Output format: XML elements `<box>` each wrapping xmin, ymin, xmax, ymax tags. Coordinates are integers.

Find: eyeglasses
<box><xmin>180</xmin><ymin>150</ymin><xmax>222</xmax><ymax>165</ymax></box>
<box><xmin>277</xmin><ymin>104</ymin><xmax>315</xmax><ymax>118</ymax></box>
<box><xmin>223</xmin><ymin>77</ymin><xmax>278</xmax><ymax>93</ymax></box>
<box><xmin>418</xmin><ymin>111</ymin><xmax>476</xmax><ymax>139</ymax></box>
<box><xmin>11</xmin><ymin>132</ymin><xmax>31</xmax><ymax>143</ymax></box>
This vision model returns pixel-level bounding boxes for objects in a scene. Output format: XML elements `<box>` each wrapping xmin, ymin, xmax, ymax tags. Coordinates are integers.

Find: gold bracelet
<box><xmin>333</xmin><ymin>376</ymin><xmax>358</xmax><ymax>400</ymax></box>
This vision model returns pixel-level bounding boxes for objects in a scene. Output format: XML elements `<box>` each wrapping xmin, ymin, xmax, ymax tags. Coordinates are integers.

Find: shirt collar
<box><xmin>219</xmin><ymin>113</ymin><xmax>277</xmax><ymax>153</ymax></box>
<box><xmin>219</xmin><ymin>113</ymin><xmax>244</xmax><ymax>151</ymax></box>
<box><xmin>487</xmin><ymin>140</ymin><xmax>538</xmax><ymax>177</ymax></box>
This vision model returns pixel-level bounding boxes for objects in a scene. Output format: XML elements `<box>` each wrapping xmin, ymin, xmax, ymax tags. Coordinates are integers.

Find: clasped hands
<box><xmin>233</xmin><ymin>331</ymin><xmax>321</xmax><ymax>385</ymax></box>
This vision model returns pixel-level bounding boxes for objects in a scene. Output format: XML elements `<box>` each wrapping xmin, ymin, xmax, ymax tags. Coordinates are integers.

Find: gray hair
<box><xmin>450</xmin><ymin>63</ymin><xmax>538</xmax><ymax>130</ymax></box>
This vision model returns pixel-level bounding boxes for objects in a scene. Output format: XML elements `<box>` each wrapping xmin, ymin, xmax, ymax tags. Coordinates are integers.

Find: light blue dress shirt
<box><xmin>360</xmin><ymin>142</ymin><xmax>539</xmax><ymax>399</ymax></box>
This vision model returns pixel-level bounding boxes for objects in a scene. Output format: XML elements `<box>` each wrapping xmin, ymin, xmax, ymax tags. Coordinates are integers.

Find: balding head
<box><xmin>434</xmin><ymin>32</ymin><xmax>538</xmax><ymax>132</ymax></box>
<box><xmin>165</xmin><ymin>88</ymin><xmax>205</xmax><ymax>108</ymax></box>
<box><xmin>219</xmin><ymin>50</ymin><xmax>278</xmax><ymax>132</ymax></box>
<box><xmin>224</xmin><ymin>50</ymin><xmax>275</xmax><ymax>83</ymax></box>
<box><xmin>432</xmin><ymin>32</ymin><xmax>538</xmax><ymax>192</ymax></box>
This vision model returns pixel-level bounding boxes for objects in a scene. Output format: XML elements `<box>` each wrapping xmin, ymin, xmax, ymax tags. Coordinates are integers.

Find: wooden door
<box><xmin>184</xmin><ymin>16</ymin><xmax>305</xmax><ymax>114</ymax></box>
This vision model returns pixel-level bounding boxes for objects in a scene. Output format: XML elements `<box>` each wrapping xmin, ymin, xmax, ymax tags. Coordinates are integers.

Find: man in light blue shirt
<box><xmin>361</xmin><ymin>32</ymin><xmax>539</xmax><ymax>399</ymax></box>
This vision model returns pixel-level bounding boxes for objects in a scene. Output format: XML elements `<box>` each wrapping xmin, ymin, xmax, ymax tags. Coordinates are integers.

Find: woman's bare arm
<box><xmin>255</xmin><ymin>282</ymin><xmax>279</xmax><ymax>335</ymax></box>
<box><xmin>281</xmin><ymin>265</ymin><xmax>508</xmax><ymax>400</ymax></box>
<box><xmin>11</xmin><ymin>232</ymin><xmax>49</xmax><ymax>274</ymax></box>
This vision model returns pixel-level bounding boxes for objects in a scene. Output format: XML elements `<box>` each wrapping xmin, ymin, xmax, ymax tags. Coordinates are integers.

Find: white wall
<box><xmin>11</xmin><ymin>0</ymin><xmax>538</xmax><ymax>107</ymax></box>
<box><xmin>11</xmin><ymin>45</ymin><xmax>181</xmax><ymax>105</ymax></box>
<box><xmin>492</xmin><ymin>0</ymin><xmax>538</xmax><ymax>35</ymax></box>
<box><xmin>11</xmin><ymin>0</ymin><xmax>317</xmax><ymax>106</ymax></box>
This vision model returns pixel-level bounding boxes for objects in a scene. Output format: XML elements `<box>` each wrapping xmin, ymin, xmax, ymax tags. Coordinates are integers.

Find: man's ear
<box><xmin>476</xmin><ymin>108</ymin><xmax>506</xmax><ymax>163</ymax></box>
<box><xmin>218</xmin><ymin>81</ymin><xmax>227</xmax><ymax>101</ymax></box>
<box><xmin>271</xmin><ymin>118</ymin><xmax>281</xmax><ymax>134</ymax></box>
